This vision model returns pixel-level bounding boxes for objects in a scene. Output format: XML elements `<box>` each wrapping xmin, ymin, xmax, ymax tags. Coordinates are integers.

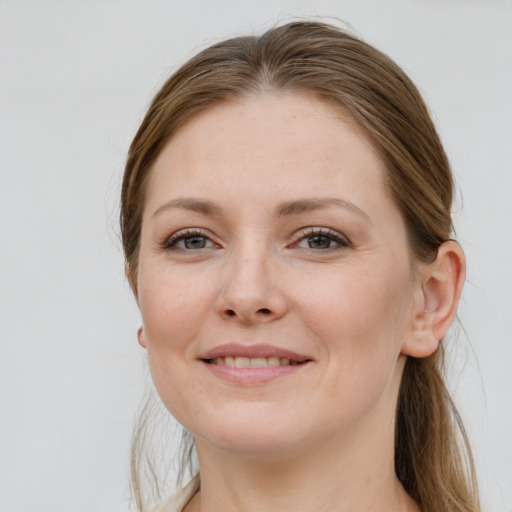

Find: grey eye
<box><xmin>164</xmin><ymin>231</ymin><xmax>216</xmax><ymax>251</ymax></box>
<box><xmin>295</xmin><ymin>230</ymin><xmax>348</xmax><ymax>251</ymax></box>
<box><xmin>306</xmin><ymin>235</ymin><xmax>334</xmax><ymax>249</ymax></box>
<box><xmin>181</xmin><ymin>236</ymin><xmax>211</xmax><ymax>249</ymax></box>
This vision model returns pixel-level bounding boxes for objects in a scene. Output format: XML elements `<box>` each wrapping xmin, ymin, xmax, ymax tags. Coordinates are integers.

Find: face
<box><xmin>135</xmin><ymin>93</ymin><xmax>422</xmax><ymax>457</ymax></box>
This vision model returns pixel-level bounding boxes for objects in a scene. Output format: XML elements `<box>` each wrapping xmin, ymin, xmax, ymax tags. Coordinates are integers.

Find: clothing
<box><xmin>150</xmin><ymin>479</ymin><xmax>197</xmax><ymax>512</ymax></box>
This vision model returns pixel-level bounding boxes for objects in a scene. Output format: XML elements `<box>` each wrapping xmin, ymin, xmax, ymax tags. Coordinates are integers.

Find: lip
<box><xmin>199</xmin><ymin>343</ymin><xmax>311</xmax><ymax>362</ymax></box>
<box><xmin>198</xmin><ymin>344</ymin><xmax>313</xmax><ymax>385</ymax></box>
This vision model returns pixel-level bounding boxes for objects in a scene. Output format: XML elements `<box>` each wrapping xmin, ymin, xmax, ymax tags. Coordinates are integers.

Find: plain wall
<box><xmin>1</xmin><ymin>1</ymin><xmax>511</xmax><ymax>511</ymax></box>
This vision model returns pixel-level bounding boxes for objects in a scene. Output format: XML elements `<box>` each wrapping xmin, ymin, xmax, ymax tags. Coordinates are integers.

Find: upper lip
<box><xmin>199</xmin><ymin>343</ymin><xmax>312</xmax><ymax>363</ymax></box>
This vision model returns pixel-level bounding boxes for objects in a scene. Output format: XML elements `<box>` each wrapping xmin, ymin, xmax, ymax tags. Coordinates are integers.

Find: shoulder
<box><xmin>149</xmin><ymin>478</ymin><xmax>198</xmax><ymax>512</ymax></box>
<box><xmin>149</xmin><ymin>491</ymin><xmax>183</xmax><ymax>512</ymax></box>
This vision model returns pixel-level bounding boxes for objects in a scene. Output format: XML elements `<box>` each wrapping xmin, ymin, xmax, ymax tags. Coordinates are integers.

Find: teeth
<box><xmin>235</xmin><ymin>357</ymin><xmax>251</xmax><ymax>368</ymax></box>
<box><xmin>210</xmin><ymin>356</ymin><xmax>301</xmax><ymax>367</ymax></box>
<box><xmin>250</xmin><ymin>357</ymin><xmax>267</xmax><ymax>368</ymax></box>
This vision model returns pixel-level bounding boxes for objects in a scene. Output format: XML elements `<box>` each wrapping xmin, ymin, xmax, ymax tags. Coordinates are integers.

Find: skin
<box><xmin>132</xmin><ymin>92</ymin><xmax>464</xmax><ymax>512</ymax></box>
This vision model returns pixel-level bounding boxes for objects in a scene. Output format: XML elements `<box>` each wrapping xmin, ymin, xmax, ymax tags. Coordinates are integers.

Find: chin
<box><xmin>189</xmin><ymin>404</ymin><xmax>317</xmax><ymax>458</ymax></box>
<box><xmin>199</xmin><ymin>431</ymin><xmax>303</xmax><ymax>459</ymax></box>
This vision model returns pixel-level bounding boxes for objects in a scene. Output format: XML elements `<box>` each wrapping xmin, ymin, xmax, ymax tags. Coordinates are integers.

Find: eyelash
<box><xmin>291</xmin><ymin>227</ymin><xmax>351</xmax><ymax>252</ymax></box>
<box><xmin>162</xmin><ymin>227</ymin><xmax>350</xmax><ymax>252</ymax></box>
<box><xmin>162</xmin><ymin>229</ymin><xmax>215</xmax><ymax>250</ymax></box>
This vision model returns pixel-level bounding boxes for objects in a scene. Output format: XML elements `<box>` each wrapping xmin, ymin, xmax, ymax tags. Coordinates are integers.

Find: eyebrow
<box><xmin>152</xmin><ymin>196</ymin><xmax>370</xmax><ymax>221</ymax></box>
<box><xmin>276</xmin><ymin>198</ymin><xmax>370</xmax><ymax>221</ymax></box>
<box><xmin>152</xmin><ymin>198</ymin><xmax>222</xmax><ymax>218</ymax></box>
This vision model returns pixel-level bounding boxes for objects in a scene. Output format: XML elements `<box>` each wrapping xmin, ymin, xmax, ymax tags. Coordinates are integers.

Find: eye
<box><xmin>163</xmin><ymin>229</ymin><xmax>216</xmax><ymax>250</ymax></box>
<box><xmin>293</xmin><ymin>228</ymin><xmax>350</xmax><ymax>251</ymax></box>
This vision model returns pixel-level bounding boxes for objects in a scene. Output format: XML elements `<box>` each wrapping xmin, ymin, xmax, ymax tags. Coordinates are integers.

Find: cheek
<box><xmin>138</xmin><ymin>264</ymin><xmax>215</xmax><ymax>352</ymax></box>
<box><xmin>303</xmin><ymin>265</ymin><xmax>413</xmax><ymax>416</ymax></box>
<box><xmin>294</xmin><ymin>261</ymin><xmax>413</xmax><ymax>359</ymax></box>
<box><xmin>138</xmin><ymin>265</ymin><xmax>216</xmax><ymax>423</ymax></box>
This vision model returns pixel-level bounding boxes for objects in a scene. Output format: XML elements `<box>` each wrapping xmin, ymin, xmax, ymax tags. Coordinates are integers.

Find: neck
<box><xmin>187</xmin><ymin>413</ymin><xmax>419</xmax><ymax>512</ymax></box>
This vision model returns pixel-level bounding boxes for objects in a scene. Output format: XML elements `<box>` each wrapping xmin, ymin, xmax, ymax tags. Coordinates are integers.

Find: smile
<box><xmin>199</xmin><ymin>344</ymin><xmax>312</xmax><ymax>384</ymax></box>
<box><xmin>206</xmin><ymin>356</ymin><xmax>304</xmax><ymax>367</ymax></box>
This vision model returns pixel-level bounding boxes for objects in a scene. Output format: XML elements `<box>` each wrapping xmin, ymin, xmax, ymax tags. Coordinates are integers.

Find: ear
<box><xmin>126</xmin><ymin>264</ymin><xmax>146</xmax><ymax>349</ymax></box>
<box><xmin>402</xmin><ymin>240</ymin><xmax>466</xmax><ymax>358</ymax></box>
<box><xmin>125</xmin><ymin>263</ymin><xmax>138</xmax><ymax>300</ymax></box>
<box><xmin>137</xmin><ymin>325</ymin><xmax>148</xmax><ymax>349</ymax></box>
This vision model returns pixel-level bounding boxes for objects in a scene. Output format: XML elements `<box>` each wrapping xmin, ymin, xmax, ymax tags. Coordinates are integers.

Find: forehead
<box><xmin>145</xmin><ymin>92</ymin><xmax>391</xmax><ymax>216</ymax></box>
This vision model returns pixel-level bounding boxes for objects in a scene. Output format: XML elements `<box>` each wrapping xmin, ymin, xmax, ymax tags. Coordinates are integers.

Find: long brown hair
<box><xmin>121</xmin><ymin>21</ymin><xmax>480</xmax><ymax>512</ymax></box>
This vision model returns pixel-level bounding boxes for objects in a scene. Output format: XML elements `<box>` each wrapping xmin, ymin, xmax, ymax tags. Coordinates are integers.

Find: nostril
<box><xmin>223</xmin><ymin>308</ymin><xmax>273</xmax><ymax>319</ymax></box>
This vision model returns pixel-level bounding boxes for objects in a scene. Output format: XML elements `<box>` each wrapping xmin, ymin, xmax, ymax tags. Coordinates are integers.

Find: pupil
<box><xmin>184</xmin><ymin>236</ymin><xmax>206</xmax><ymax>249</ymax></box>
<box><xmin>308</xmin><ymin>235</ymin><xmax>330</xmax><ymax>249</ymax></box>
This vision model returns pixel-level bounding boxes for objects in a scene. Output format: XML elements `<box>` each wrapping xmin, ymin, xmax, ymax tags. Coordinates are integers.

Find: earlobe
<box><xmin>402</xmin><ymin>241</ymin><xmax>466</xmax><ymax>358</ymax></box>
<box><xmin>137</xmin><ymin>326</ymin><xmax>148</xmax><ymax>349</ymax></box>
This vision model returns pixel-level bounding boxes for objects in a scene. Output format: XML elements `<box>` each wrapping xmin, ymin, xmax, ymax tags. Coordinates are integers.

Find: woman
<box><xmin>121</xmin><ymin>21</ymin><xmax>480</xmax><ymax>512</ymax></box>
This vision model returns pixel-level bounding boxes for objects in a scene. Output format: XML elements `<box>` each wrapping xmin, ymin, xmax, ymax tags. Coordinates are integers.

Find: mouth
<box><xmin>203</xmin><ymin>356</ymin><xmax>308</xmax><ymax>368</ymax></box>
<box><xmin>199</xmin><ymin>343</ymin><xmax>312</xmax><ymax>366</ymax></box>
<box><xmin>199</xmin><ymin>344</ymin><xmax>313</xmax><ymax>384</ymax></box>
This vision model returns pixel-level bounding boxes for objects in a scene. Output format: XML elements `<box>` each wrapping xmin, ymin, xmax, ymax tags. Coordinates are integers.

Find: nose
<box><xmin>215</xmin><ymin>244</ymin><xmax>288</xmax><ymax>325</ymax></box>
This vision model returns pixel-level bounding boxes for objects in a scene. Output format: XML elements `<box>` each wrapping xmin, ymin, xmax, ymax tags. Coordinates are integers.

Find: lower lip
<box><xmin>202</xmin><ymin>361</ymin><xmax>308</xmax><ymax>385</ymax></box>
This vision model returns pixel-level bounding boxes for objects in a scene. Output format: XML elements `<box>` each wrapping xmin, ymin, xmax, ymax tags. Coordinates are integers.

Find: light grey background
<box><xmin>1</xmin><ymin>1</ymin><xmax>511</xmax><ymax>511</ymax></box>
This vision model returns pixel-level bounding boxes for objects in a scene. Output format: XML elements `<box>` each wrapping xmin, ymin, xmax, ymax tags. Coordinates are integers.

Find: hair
<box><xmin>121</xmin><ymin>21</ymin><xmax>480</xmax><ymax>512</ymax></box>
